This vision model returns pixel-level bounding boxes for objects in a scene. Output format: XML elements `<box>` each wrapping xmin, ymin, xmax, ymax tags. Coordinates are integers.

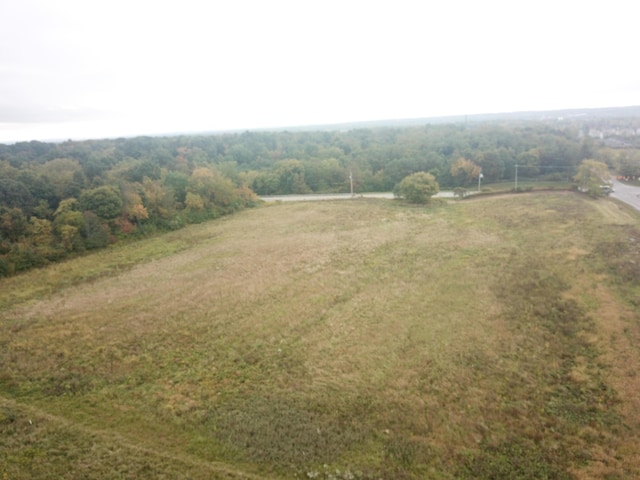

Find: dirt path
<box><xmin>0</xmin><ymin>394</ymin><xmax>272</xmax><ymax>480</ymax></box>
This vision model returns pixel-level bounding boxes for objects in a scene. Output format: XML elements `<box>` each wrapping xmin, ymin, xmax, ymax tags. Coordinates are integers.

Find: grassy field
<box><xmin>2</xmin><ymin>192</ymin><xmax>640</xmax><ymax>479</ymax></box>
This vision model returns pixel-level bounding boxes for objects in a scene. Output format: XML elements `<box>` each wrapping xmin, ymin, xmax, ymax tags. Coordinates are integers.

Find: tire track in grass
<box><xmin>0</xmin><ymin>394</ymin><xmax>275</xmax><ymax>480</ymax></box>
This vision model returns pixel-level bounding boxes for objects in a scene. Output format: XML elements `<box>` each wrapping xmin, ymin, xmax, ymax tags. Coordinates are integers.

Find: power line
<box><xmin>514</xmin><ymin>164</ymin><xmax>575</xmax><ymax>189</ymax></box>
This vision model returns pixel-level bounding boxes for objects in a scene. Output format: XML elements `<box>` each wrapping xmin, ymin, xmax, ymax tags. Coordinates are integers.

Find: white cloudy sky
<box><xmin>0</xmin><ymin>0</ymin><xmax>638</xmax><ymax>143</ymax></box>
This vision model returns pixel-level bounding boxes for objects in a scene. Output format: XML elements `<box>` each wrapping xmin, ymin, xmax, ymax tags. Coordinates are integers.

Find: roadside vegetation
<box><xmin>2</xmin><ymin>192</ymin><xmax>640</xmax><ymax>479</ymax></box>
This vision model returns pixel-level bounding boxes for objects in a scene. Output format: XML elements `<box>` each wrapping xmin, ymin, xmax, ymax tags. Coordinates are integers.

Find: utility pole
<box><xmin>349</xmin><ymin>171</ymin><xmax>354</xmax><ymax>197</ymax></box>
<box><xmin>515</xmin><ymin>164</ymin><xmax>518</xmax><ymax>190</ymax></box>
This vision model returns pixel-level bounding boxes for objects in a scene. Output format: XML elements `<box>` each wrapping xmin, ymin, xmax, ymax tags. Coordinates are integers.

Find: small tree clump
<box><xmin>573</xmin><ymin>159</ymin><xmax>611</xmax><ymax>197</ymax></box>
<box><xmin>395</xmin><ymin>172</ymin><xmax>439</xmax><ymax>204</ymax></box>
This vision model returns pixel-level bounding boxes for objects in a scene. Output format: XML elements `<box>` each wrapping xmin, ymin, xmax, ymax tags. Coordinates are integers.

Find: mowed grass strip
<box><xmin>2</xmin><ymin>194</ymin><xmax>640</xmax><ymax>479</ymax></box>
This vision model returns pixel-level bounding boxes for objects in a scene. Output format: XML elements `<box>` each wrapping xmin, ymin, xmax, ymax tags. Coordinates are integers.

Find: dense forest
<box><xmin>1</xmin><ymin>115</ymin><xmax>640</xmax><ymax>276</ymax></box>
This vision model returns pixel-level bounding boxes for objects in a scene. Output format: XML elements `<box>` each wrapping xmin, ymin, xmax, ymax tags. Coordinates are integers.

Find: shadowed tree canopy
<box><xmin>0</xmin><ymin>178</ymin><xmax>34</xmax><ymax>211</ymax></box>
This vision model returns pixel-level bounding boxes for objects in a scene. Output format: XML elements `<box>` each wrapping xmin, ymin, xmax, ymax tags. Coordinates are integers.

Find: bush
<box><xmin>395</xmin><ymin>172</ymin><xmax>439</xmax><ymax>204</ymax></box>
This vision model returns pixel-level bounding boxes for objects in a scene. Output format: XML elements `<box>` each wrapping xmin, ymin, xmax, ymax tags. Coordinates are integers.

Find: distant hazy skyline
<box><xmin>1</xmin><ymin>0</ymin><xmax>638</xmax><ymax>143</ymax></box>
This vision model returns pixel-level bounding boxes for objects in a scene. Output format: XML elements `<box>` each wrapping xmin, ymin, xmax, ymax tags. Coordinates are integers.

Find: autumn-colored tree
<box><xmin>1</xmin><ymin>119</ymin><xmax>622</xmax><ymax>277</ymax></box>
<box><xmin>450</xmin><ymin>158</ymin><xmax>481</xmax><ymax>187</ymax></box>
<box><xmin>120</xmin><ymin>184</ymin><xmax>149</xmax><ymax>224</ymax></box>
<box><xmin>185</xmin><ymin>192</ymin><xmax>205</xmax><ymax>211</ymax></box>
<box><xmin>235</xmin><ymin>185</ymin><xmax>259</xmax><ymax>206</ymax></box>
<box><xmin>188</xmin><ymin>167</ymin><xmax>216</xmax><ymax>203</ymax></box>
<box><xmin>28</xmin><ymin>217</ymin><xmax>55</xmax><ymax>258</ymax></box>
<box><xmin>188</xmin><ymin>167</ymin><xmax>237</xmax><ymax>208</ymax></box>
<box><xmin>141</xmin><ymin>177</ymin><xmax>174</xmax><ymax>220</ymax></box>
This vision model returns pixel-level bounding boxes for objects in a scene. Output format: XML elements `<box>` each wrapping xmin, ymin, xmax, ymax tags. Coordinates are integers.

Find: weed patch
<box><xmin>483</xmin><ymin>250</ymin><xmax>623</xmax><ymax>477</ymax></box>
<box><xmin>208</xmin><ymin>394</ymin><xmax>375</xmax><ymax>469</ymax></box>
<box><xmin>593</xmin><ymin>225</ymin><xmax>640</xmax><ymax>284</ymax></box>
<box><xmin>459</xmin><ymin>438</ymin><xmax>574</xmax><ymax>480</ymax></box>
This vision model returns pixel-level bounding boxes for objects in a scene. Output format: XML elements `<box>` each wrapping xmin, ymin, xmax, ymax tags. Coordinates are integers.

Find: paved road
<box><xmin>260</xmin><ymin>191</ymin><xmax>455</xmax><ymax>202</ymax></box>
<box><xmin>611</xmin><ymin>180</ymin><xmax>640</xmax><ymax>212</ymax></box>
<box><xmin>262</xmin><ymin>185</ymin><xmax>640</xmax><ymax>211</ymax></box>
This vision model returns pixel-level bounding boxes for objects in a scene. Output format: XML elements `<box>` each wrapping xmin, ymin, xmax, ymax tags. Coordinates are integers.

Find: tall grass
<box><xmin>2</xmin><ymin>194</ymin><xmax>640</xmax><ymax>479</ymax></box>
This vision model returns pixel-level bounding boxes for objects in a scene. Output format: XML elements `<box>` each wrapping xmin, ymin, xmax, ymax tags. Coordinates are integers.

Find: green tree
<box><xmin>53</xmin><ymin>210</ymin><xmax>85</xmax><ymax>252</ymax></box>
<box><xmin>36</xmin><ymin>158</ymin><xmax>85</xmax><ymax>200</ymax></box>
<box><xmin>82</xmin><ymin>211</ymin><xmax>110</xmax><ymax>249</ymax></box>
<box><xmin>164</xmin><ymin>171</ymin><xmax>190</xmax><ymax>206</ymax></box>
<box><xmin>79</xmin><ymin>186</ymin><xmax>123</xmax><ymax>220</ymax></box>
<box><xmin>395</xmin><ymin>172</ymin><xmax>439</xmax><ymax>204</ymax></box>
<box><xmin>124</xmin><ymin>159</ymin><xmax>161</xmax><ymax>182</ymax></box>
<box><xmin>54</xmin><ymin>198</ymin><xmax>80</xmax><ymax>217</ymax></box>
<box><xmin>0</xmin><ymin>207</ymin><xmax>29</xmax><ymax>242</ymax></box>
<box><xmin>250</xmin><ymin>171</ymin><xmax>279</xmax><ymax>195</ymax></box>
<box><xmin>516</xmin><ymin>149</ymin><xmax>541</xmax><ymax>176</ymax></box>
<box><xmin>476</xmin><ymin>149</ymin><xmax>505</xmax><ymax>183</ymax></box>
<box><xmin>29</xmin><ymin>217</ymin><xmax>55</xmax><ymax>258</ymax></box>
<box><xmin>0</xmin><ymin>179</ymin><xmax>34</xmax><ymax>211</ymax></box>
<box><xmin>617</xmin><ymin>152</ymin><xmax>640</xmax><ymax>178</ymax></box>
<box><xmin>573</xmin><ymin>159</ymin><xmax>611</xmax><ymax>197</ymax></box>
<box><xmin>303</xmin><ymin>158</ymin><xmax>346</xmax><ymax>192</ymax></box>
<box><xmin>275</xmin><ymin>159</ymin><xmax>310</xmax><ymax>194</ymax></box>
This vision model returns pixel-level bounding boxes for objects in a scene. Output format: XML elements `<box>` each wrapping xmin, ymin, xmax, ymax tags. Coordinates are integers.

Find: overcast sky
<box><xmin>1</xmin><ymin>0</ymin><xmax>638</xmax><ymax>143</ymax></box>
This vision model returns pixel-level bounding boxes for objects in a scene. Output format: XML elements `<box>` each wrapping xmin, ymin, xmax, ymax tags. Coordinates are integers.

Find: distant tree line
<box><xmin>1</xmin><ymin>117</ymin><xmax>638</xmax><ymax>276</ymax></box>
